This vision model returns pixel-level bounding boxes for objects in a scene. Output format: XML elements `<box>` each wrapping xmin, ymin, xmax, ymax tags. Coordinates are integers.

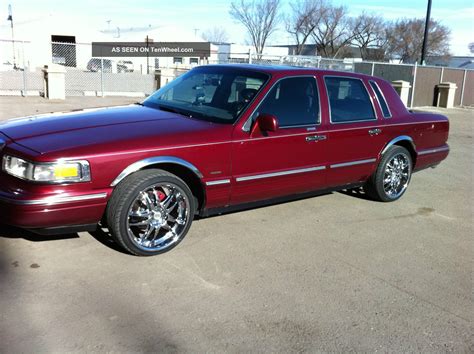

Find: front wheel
<box><xmin>365</xmin><ymin>146</ymin><xmax>412</xmax><ymax>202</ymax></box>
<box><xmin>106</xmin><ymin>169</ymin><xmax>195</xmax><ymax>256</ymax></box>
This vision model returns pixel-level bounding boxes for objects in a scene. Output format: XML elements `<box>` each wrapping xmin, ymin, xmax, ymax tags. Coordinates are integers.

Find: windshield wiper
<box><xmin>157</xmin><ymin>105</ymin><xmax>192</xmax><ymax>118</ymax></box>
<box><xmin>134</xmin><ymin>102</ymin><xmax>145</xmax><ymax>106</ymax></box>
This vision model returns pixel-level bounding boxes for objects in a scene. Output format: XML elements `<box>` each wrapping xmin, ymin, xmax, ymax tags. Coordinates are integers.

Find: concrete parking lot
<box><xmin>0</xmin><ymin>96</ymin><xmax>472</xmax><ymax>352</ymax></box>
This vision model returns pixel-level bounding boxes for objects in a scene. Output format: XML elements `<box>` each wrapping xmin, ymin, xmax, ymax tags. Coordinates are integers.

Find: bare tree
<box><xmin>201</xmin><ymin>27</ymin><xmax>229</xmax><ymax>43</ymax></box>
<box><xmin>286</xmin><ymin>0</ymin><xmax>326</xmax><ymax>55</ymax></box>
<box><xmin>230</xmin><ymin>0</ymin><xmax>281</xmax><ymax>55</ymax></box>
<box><xmin>468</xmin><ymin>42</ymin><xmax>474</xmax><ymax>54</ymax></box>
<box><xmin>310</xmin><ymin>4</ymin><xmax>354</xmax><ymax>58</ymax></box>
<box><xmin>350</xmin><ymin>13</ymin><xmax>387</xmax><ymax>60</ymax></box>
<box><xmin>385</xmin><ymin>18</ymin><xmax>450</xmax><ymax>63</ymax></box>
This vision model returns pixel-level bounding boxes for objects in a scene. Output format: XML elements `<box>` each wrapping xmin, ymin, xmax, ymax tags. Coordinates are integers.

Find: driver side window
<box><xmin>252</xmin><ymin>76</ymin><xmax>319</xmax><ymax>127</ymax></box>
<box><xmin>164</xmin><ymin>73</ymin><xmax>222</xmax><ymax>104</ymax></box>
<box><xmin>228</xmin><ymin>77</ymin><xmax>264</xmax><ymax>104</ymax></box>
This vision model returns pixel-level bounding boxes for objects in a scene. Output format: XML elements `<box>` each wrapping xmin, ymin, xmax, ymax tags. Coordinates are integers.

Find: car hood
<box><xmin>0</xmin><ymin>104</ymin><xmax>226</xmax><ymax>157</ymax></box>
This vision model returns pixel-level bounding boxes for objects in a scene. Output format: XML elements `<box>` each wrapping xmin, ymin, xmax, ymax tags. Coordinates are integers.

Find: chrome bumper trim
<box><xmin>330</xmin><ymin>158</ymin><xmax>377</xmax><ymax>169</ymax></box>
<box><xmin>0</xmin><ymin>192</ymin><xmax>108</xmax><ymax>206</ymax></box>
<box><xmin>205</xmin><ymin>179</ymin><xmax>231</xmax><ymax>186</ymax></box>
<box><xmin>236</xmin><ymin>166</ymin><xmax>326</xmax><ymax>182</ymax></box>
<box><xmin>417</xmin><ymin>146</ymin><xmax>450</xmax><ymax>155</ymax></box>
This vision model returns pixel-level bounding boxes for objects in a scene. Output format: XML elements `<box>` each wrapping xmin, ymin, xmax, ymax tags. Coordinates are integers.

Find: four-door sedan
<box><xmin>0</xmin><ymin>65</ymin><xmax>449</xmax><ymax>256</ymax></box>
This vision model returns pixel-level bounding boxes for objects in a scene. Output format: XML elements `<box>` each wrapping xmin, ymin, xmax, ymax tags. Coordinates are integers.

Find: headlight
<box><xmin>2</xmin><ymin>155</ymin><xmax>91</xmax><ymax>183</ymax></box>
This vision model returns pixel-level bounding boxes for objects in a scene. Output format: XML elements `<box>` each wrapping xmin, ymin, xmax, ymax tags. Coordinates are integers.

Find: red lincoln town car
<box><xmin>0</xmin><ymin>65</ymin><xmax>449</xmax><ymax>256</ymax></box>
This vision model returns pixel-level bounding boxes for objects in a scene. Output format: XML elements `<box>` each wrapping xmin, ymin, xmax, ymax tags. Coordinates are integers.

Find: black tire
<box><xmin>106</xmin><ymin>169</ymin><xmax>196</xmax><ymax>256</ymax></box>
<box><xmin>365</xmin><ymin>146</ymin><xmax>412</xmax><ymax>202</ymax></box>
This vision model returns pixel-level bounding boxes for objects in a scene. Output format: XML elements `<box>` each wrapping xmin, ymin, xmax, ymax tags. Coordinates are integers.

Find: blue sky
<box><xmin>1</xmin><ymin>0</ymin><xmax>473</xmax><ymax>55</ymax></box>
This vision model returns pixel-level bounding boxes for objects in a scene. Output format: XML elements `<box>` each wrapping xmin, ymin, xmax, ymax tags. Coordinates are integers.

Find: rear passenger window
<box><xmin>253</xmin><ymin>76</ymin><xmax>319</xmax><ymax>127</ymax></box>
<box><xmin>369</xmin><ymin>81</ymin><xmax>391</xmax><ymax>118</ymax></box>
<box><xmin>324</xmin><ymin>77</ymin><xmax>376</xmax><ymax>123</ymax></box>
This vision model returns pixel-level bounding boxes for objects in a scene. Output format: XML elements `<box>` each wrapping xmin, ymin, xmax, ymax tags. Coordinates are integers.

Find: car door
<box><xmin>230</xmin><ymin>75</ymin><xmax>328</xmax><ymax>205</ymax></box>
<box><xmin>322</xmin><ymin>75</ymin><xmax>387</xmax><ymax>187</ymax></box>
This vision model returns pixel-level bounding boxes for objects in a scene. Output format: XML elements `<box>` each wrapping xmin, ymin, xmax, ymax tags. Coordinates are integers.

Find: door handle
<box><xmin>306</xmin><ymin>135</ymin><xmax>327</xmax><ymax>142</ymax></box>
<box><xmin>368</xmin><ymin>128</ymin><xmax>382</xmax><ymax>136</ymax></box>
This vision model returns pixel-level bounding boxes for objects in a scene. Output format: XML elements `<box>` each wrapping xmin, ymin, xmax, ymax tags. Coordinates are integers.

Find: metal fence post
<box><xmin>100</xmin><ymin>58</ymin><xmax>104</xmax><ymax>97</ymax></box>
<box><xmin>22</xmin><ymin>66</ymin><xmax>27</xmax><ymax>97</ymax></box>
<box><xmin>371</xmin><ymin>62</ymin><xmax>375</xmax><ymax>76</ymax></box>
<box><xmin>410</xmin><ymin>62</ymin><xmax>417</xmax><ymax>108</ymax></box>
<box><xmin>439</xmin><ymin>67</ymin><xmax>444</xmax><ymax>83</ymax></box>
<box><xmin>248</xmin><ymin>49</ymin><xmax>252</xmax><ymax>64</ymax></box>
<box><xmin>460</xmin><ymin>69</ymin><xmax>467</xmax><ymax>107</ymax></box>
<box><xmin>21</xmin><ymin>41</ymin><xmax>28</xmax><ymax>97</ymax></box>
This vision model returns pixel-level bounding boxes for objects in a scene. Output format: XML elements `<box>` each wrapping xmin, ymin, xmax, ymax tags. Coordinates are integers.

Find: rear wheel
<box><xmin>106</xmin><ymin>169</ymin><xmax>195</xmax><ymax>256</ymax></box>
<box><xmin>366</xmin><ymin>146</ymin><xmax>412</xmax><ymax>202</ymax></box>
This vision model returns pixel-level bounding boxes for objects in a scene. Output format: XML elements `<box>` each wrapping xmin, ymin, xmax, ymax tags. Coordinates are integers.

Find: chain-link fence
<box><xmin>206</xmin><ymin>53</ymin><xmax>353</xmax><ymax>71</ymax></box>
<box><xmin>1</xmin><ymin>39</ymin><xmax>473</xmax><ymax>107</ymax></box>
<box><xmin>0</xmin><ymin>40</ymin><xmax>44</xmax><ymax>96</ymax></box>
<box><xmin>250</xmin><ymin>55</ymin><xmax>353</xmax><ymax>71</ymax></box>
<box><xmin>51</xmin><ymin>42</ymin><xmax>155</xmax><ymax>96</ymax></box>
<box><xmin>0</xmin><ymin>40</ymin><xmax>360</xmax><ymax>98</ymax></box>
<box><xmin>0</xmin><ymin>40</ymin><xmax>156</xmax><ymax>97</ymax></box>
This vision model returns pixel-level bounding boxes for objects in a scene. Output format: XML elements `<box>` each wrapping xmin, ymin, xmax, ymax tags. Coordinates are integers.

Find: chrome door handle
<box><xmin>306</xmin><ymin>135</ymin><xmax>327</xmax><ymax>142</ymax></box>
<box><xmin>368</xmin><ymin>128</ymin><xmax>382</xmax><ymax>136</ymax></box>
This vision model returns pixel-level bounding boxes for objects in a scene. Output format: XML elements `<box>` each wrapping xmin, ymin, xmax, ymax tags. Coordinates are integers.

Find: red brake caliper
<box><xmin>156</xmin><ymin>190</ymin><xmax>166</xmax><ymax>202</ymax></box>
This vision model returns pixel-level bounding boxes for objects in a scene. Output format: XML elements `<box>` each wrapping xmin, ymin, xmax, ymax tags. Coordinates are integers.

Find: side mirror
<box><xmin>253</xmin><ymin>113</ymin><xmax>279</xmax><ymax>134</ymax></box>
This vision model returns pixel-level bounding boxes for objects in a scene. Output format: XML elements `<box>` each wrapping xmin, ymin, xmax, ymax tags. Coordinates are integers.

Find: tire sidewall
<box><xmin>110</xmin><ymin>170</ymin><xmax>196</xmax><ymax>256</ymax></box>
<box><xmin>374</xmin><ymin>146</ymin><xmax>412</xmax><ymax>202</ymax></box>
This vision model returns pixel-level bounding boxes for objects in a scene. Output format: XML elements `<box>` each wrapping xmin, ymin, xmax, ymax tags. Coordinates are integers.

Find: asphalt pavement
<box><xmin>0</xmin><ymin>96</ymin><xmax>472</xmax><ymax>352</ymax></box>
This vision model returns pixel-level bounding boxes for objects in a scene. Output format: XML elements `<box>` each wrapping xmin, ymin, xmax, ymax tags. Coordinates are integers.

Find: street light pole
<box><xmin>420</xmin><ymin>0</ymin><xmax>432</xmax><ymax>65</ymax></box>
<box><xmin>7</xmin><ymin>4</ymin><xmax>17</xmax><ymax>69</ymax></box>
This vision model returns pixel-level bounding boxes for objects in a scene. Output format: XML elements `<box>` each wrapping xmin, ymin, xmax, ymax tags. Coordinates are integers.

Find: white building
<box><xmin>1</xmin><ymin>13</ymin><xmax>288</xmax><ymax>72</ymax></box>
<box><xmin>0</xmin><ymin>13</ymin><xmax>209</xmax><ymax>72</ymax></box>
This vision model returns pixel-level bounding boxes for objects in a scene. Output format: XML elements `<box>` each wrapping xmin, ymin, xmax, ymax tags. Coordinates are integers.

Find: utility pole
<box><xmin>146</xmin><ymin>35</ymin><xmax>150</xmax><ymax>74</ymax></box>
<box><xmin>420</xmin><ymin>0</ymin><xmax>432</xmax><ymax>65</ymax></box>
<box><xmin>7</xmin><ymin>4</ymin><xmax>16</xmax><ymax>69</ymax></box>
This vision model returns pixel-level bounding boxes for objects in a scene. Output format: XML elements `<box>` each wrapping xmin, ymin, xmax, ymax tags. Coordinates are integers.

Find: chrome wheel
<box><xmin>126</xmin><ymin>183</ymin><xmax>190</xmax><ymax>252</ymax></box>
<box><xmin>383</xmin><ymin>153</ymin><xmax>411</xmax><ymax>199</ymax></box>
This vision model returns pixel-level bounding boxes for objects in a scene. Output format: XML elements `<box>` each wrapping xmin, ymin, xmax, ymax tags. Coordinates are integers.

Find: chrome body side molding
<box><xmin>330</xmin><ymin>158</ymin><xmax>377</xmax><ymax>169</ymax></box>
<box><xmin>111</xmin><ymin>156</ymin><xmax>204</xmax><ymax>187</ymax></box>
<box><xmin>236</xmin><ymin>165</ymin><xmax>325</xmax><ymax>182</ymax></box>
<box><xmin>417</xmin><ymin>145</ymin><xmax>450</xmax><ymax>155</ymax></box>
<box><xmin>205</xmin><ymin>179</ymin><xmax>231</xmax><ymax>186</ymax></box>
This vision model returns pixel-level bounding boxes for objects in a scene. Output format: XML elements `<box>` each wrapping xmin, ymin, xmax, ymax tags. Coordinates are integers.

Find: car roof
<box><xmin>201</xmin><ymin>63</ymin><xmax>374</xmax><ymax>80</ymax></box>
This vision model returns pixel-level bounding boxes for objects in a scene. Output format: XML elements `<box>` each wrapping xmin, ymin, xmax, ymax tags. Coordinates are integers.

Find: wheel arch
<box><xmin>111</xmin><ymin>156</ymin><xmax>206</xmax><ymax>211</ymax></box>
<box><xmin>380</xmin><ymin>136</ymin><xmax>417</xmax><ymax>166</ymax></box>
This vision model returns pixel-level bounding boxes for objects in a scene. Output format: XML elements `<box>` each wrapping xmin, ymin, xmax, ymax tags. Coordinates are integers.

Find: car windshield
<box><xmin>143</xmin><ymin>67</ymin><xmax>269</xmax><ymax>123</ymax></box>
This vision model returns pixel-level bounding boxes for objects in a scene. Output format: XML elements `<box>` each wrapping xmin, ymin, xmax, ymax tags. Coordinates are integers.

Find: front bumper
<box><xmin>0</xmin><ymin>189</ymin><xmax>110</xmax><ymax>230</ymax></box>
